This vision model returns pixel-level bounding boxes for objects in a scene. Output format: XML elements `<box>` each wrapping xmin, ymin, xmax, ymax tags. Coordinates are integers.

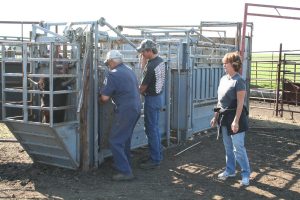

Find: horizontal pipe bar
<box><xmin>3</xmin><ymin>73</ymin><xmax>77</xmax><ymax>78</ymax></box>
<box><xmin>248</xmin><ymin>13</ymin><xmax>300</xmax><ymax>20</ymax></box>
<box><xmin>3</xmin><ymin>103</ymin><xmax>75</xmax><ymax>110</ymax></box>
<box><xmin>4</xmin><ymin>88</ymin><xmax>78</xmax><ymax>94</ymax></box>
<box><xmin>4</xmin><ymin>118</ymin><xmax>78</xmax><ymax>127</ymax></box>
<box><xmin>0</xmin><ymin>21</ymin><xmax>39</xmax><ymax>24</ymax></box>
<box><xmin>246</xmin><ymin>3</ymin><xmax>300</xmax><ymax>11</ymax></box>
<box><xmin>120</xmin><ymin>25</ymin><xmax>200</xmax><ymax>28</ymax></box>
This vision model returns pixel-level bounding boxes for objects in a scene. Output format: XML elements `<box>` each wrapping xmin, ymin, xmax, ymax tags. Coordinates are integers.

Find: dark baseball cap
<box><xmin>136</xmin><ymin>39</ymin><xmax>157</xmax><ymax>53</ymax></box>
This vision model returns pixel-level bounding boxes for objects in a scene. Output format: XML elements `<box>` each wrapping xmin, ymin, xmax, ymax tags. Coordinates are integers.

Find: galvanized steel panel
<box><xmin>5</xmin><ymin>121</ymin><xmax>79</xmax><ymax>169</ymax></box>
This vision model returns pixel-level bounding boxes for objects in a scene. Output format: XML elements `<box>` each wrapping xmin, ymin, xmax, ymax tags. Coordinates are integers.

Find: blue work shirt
<box><xmin>101</xmin><ymin>63</ymin><xmax>141</xmax><ymax>113</ymax></box>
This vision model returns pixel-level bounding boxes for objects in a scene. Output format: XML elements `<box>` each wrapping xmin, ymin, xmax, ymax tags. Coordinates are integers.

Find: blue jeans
<box><xmin>144</xmin><ymin>95</ymin><xmax>163</xmax><ymax>164</ymax></box>
<box><xmin>109</xmin><ymin>109</ymin><xmax>140</xmax><ymax>175</ymax></box>
<box><xmin>221</xmin><ymin>126</ymin><xmax>251</xmax><ymax>178</ymax></box>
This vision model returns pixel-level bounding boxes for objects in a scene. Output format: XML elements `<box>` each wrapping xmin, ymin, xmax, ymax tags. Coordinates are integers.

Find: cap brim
<box><xmin>104</xmin><ymin>59</ymin><xmax>109</xmax><ymax>65</ymax></box>
<box><xmin>136</xmin><ymin>46</ymin><xmax>143</xmax><ymax>53</ymax></box>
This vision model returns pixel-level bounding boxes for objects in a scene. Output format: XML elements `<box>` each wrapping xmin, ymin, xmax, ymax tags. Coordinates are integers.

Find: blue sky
<box><xmin>1</xmin><ymin>0</ymin><xmax>300</xmax><ymax>51</ymax></box>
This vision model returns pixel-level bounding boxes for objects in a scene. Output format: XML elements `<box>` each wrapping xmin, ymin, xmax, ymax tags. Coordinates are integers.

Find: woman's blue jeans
<box><xmin>144</xmin><ymin>95</ymin><xmax>163</xmax><ymax>164</ymax></box>
<box><xmin>221</xmin><ymin>126</ymin><xmax>251</xmax><ymax>178</ymax></box>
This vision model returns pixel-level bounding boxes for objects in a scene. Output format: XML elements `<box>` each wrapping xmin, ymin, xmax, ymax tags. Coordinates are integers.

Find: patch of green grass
<box><xmin>251</xmin><ymin>53</ymin><xmax>300</xmax><ymax>89</ymax></box>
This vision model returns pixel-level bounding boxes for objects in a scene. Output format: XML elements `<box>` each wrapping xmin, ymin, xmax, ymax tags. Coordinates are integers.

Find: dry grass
<box><xmin>0</xmin><ymin>123</ymin><xmax>14</xmax><ymax>139</ymax></box>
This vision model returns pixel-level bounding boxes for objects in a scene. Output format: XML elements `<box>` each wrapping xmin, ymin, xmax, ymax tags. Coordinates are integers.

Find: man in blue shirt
<box><xmin>137</xmin><ymin>39</ymin><xmax>166</xmax><ymax>169</ymax></box>
<box><xmin>100</xmin><ymin>50</ymin><xmax>141</xmax><ymax>181</ymax></box>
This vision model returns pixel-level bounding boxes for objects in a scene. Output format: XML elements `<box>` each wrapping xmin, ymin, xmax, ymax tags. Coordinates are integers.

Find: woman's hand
<box><xmin>210</xmin><ymin>117</ymin><xmax>217</xmax><ymax>127</ymax></box>
<box><xmin>231</xmin><ymin>120</ymin><xmax>239</xmax><ymax>133</ymax></box>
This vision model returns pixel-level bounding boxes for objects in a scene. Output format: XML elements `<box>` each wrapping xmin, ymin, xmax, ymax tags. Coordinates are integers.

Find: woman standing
<box><xmin>210</xmin><ymin>52</ymin><xmax>251</xmax><ymax>186</ymax></box>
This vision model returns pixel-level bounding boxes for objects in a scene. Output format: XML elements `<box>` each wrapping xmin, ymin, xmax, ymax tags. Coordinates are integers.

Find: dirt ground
<box><xmin>0</xmin><ymin>100</ymin><xmax>299</xmax><ymax>200</ymax></box>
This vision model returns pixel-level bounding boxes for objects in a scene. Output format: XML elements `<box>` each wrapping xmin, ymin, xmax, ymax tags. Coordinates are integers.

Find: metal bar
<box><xmin>248</xmin><ymin>13</ymin><xmax>300</xmax><ymax>20</ymax></box>
<box><xmin>246</xmin><ymin>3</ymin><xmax>300</xmax><ymax>11</ymax></box>
<box><xmin>49</xmin><ymin>43</ymin><xmax>54</xmax><ymax>127</ymax></box>
<box><xmin>98</xmin><ymin>17</ymin><xmax>137</xmax><ymax>50</ymax></box>
<box><xmin>0</xmin><ymin>40</ymin><xmax>58</xmax><ymax>45</ymax></box>
<box><xmin>77</xmin><ymin>47</ymin><xmax>89</xmax><ymax>113</ymax></box>
<box><xmin>94</xmin><ymin>24</ymin><xmax>99</xmax><ymax>167</ymax></box>
<box><xmin>275</xmin><ymin>44</ymin><xmax>282</xmax><ymax>116</ymax></box>
<box><xmin>174</xmin><ymin>141</ymin><xmax>202</xmax><ymax>157</ymax></box>
<box><xmin>0</xmin><ymin>21</ymin><xmax>39</xmax><ymax>24</ymax></box>
<box><xmin>75</xmin><ymin>43</ymin><xmax>81</xmax><ymax>118</ymax></box>
<box><xmin>249</xmin><ymin>97</ymin><xmax>276</xmax><ymax>101</ymax></box>
<box><xmin>1</xmin><ymin>58</ymin><xmax>23</xmax><ymax>62</ymax></box>
<box><xmin>45</xmin><ymin>21</ymin><xmax>95</xmax><ymax>26</ymax></box>
<box><xmin>166</xmin><ymin>44</ymin><xmax>171</xmax><ymax>147</ymax></box>
<box><xmin>121</xmin><ymin>25</ymin><xmax>200</xmax><ymax>29</ymax></box>
<box><xmin>4</xmin><ymin>88</ymin><xmax>77</xmax><ymax>94</ymax></box>
<box><xmin>192</xmin><ymin>30</ymin><xmax>214</xmax><ymax>43</ymax></box>
<box><xmin>1</xmin><ymin>45</ymin><xmax>5</xmax><ymax>120</ymax></box>
<box><xmin>32</xmin><ymin>25</ymin><xmax>69</xmax><ymax>42</ymax></box>
<box><xmin>22</xmin><ymin>43</ymin><xmax>28</xmax><ymax>122</ymax></box>
<box><xmin>88</xmin><ymin>28</ymin><xmax>94</xmax><ymax>170</ymax></box>
<box><xmin>3</xmin><ymin>73</ymin><xmax>28</xmax><ymax>77</ymax></box>
<box><xmin>190</xmin><ymin>43</ymin><xmax>195</xmax><ymax>135</ymax></box>
<box><xmin>186</xmin><ymin>33</ymin><xmax>192</xmax><ymax>136</ymax></box>
<box><xmin>26</xmin><ymin>57</ymin><xmax>49</xmax><ymax>62</ymax></box>
<box><xmin>4</xmin><ymin>104</ymin><xmax>75</xmax><ymax>110</ymax></box>
<box><xmin>240</xmin><ymin>3</ymin><xmax>248</xmax><ymax>59</ymax></box>
<box><xmin>5</xmin><ymin>118</ymin><xmax>78</xmax><ymax>126</ymax></box>
<box><xmin>27</xmin><ymin>74</ymin><xmax>77</xmax><ymax>78</ymax></box>
<box><xmin>281</xmin><ymin>55</ymin><xmax>286</xmax><ymax>117</ymax></box>
<box><xmin>143</xmin><ymin>29</ymin><xmax>188</xmax><ymax>33</ymax></box>
<box><xmin>0</xmin><ymin>36</ymin><xmax>29</xmax><ymax>40</ymax></box>
<box><xmin>201</xmin><ymin>21</ymin><xmax>247</xmax><ymax>27</ymax></box>
<box><xmin>176</xmin><ymin>45</ymin><xmax>181</xmax><ymax>143</ymax></box>
<box><xmin>241</xmin><ymin>3</ymin><xmax>300</xmax><ymax>58</ymax></box>
<box><xmin>173</xmin><ymin>130</ymin><xmax>218</xmax><ymax>157</ymax></box>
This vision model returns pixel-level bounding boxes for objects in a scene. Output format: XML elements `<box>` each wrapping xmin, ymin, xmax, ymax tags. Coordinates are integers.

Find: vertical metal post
<box><xmin>22</xmin><ymin>43</ymin><xmax>28</xmax><ymax>122</ymax></box>
<box><xmin>75</xmin><ymin>43</ymin><xmax>81</xmax><ymax>121</ymax></box>
<box><xmin>31</xmin><ymin>25</ymin><xmax>36</xmax><ymax>42</ymax></box>
<box><xmin>30</xmin><ymin>43</ymin><xmax>37</xmax><ymax>121</ymax></box>
<box><xmin>186</xmin><ymin>32</ymin><xmax>192</xmax><ymax>135</ymax></box>
<box><xmin>294</xmin><ymin>63</ymin><xmax>296</xmax><ymax>83</ymax></box>
<box><xmin>49</xmin><ymin>43</ymin><xmax>54</xmax><ymax>126</ymax></box>
<box><xmin>255</xmin><ymin>61</ymin><xmax>258</xmax><ymax>86</ymax></box>
<box><xmin>166</xmin><ymin>43</ymin><xmax>171</xmax><ymax>147</ymax></box>
<box><xmin>240</xmin><ymin>3</ymin><xmax>248</xmax><ymax>59</ymax></box>
<box><xmin>21</xmin><ymin>23</ymin><xmax>24</xmax><ymax>42</ymax></box>
<box><xmin>271</xmin><ymin>52</ymin><xmax>274</xmax><ymax>88</ymax></box>
<box><xmin>176</xmin><ymin>44</ymin><xmax>181</xmax><ymax>143</ymax></box>
<box><xmin>275</xmin><ymin>43</ymin><xmax>282</xmax><ymax>116</ymax></box>
<box><xmin>188</xmin><ymin>38</ymin><xmax>194</xmax><ymax>134</ymax></box>
<box><xmin>1</xmin><ymin>45</ymin><xmax>5</xmax><ymax>120</ymax></box>
<box><xmin>75</xmin><ymin>42</ymin><xmax>81</xmax><ymax>164</ymax></box>
<box><xmin>280</xmin><ymin>53</ymin><xmax>286</xmax><ymax>117</ymax></box>
<box><xmin>94</xmin><ymin>22</ymin><xmax>99</xmax><ymax>167</ymax></box>
<box><xmin>89</xmin><ymin>27</ymin><xmax>95</xmax><ymax>169</ymax></box>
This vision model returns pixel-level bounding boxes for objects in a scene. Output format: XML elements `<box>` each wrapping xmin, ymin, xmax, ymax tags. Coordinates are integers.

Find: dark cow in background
<box><xmin>39</xmin><ymin>65</ymin><xmax>74</xmax><ymax>123</ymax></box>
<box><xmin>29</xmin><ymin>64</ymin><xmax>74</xmax><ymax>123</ymax></box>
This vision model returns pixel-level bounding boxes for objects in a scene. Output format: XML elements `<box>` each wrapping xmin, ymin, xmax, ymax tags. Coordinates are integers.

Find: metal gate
<box><xmin>1</xmin><ymin>19</ymin><xmax>252</xmax><ymax>169</ymax></box>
